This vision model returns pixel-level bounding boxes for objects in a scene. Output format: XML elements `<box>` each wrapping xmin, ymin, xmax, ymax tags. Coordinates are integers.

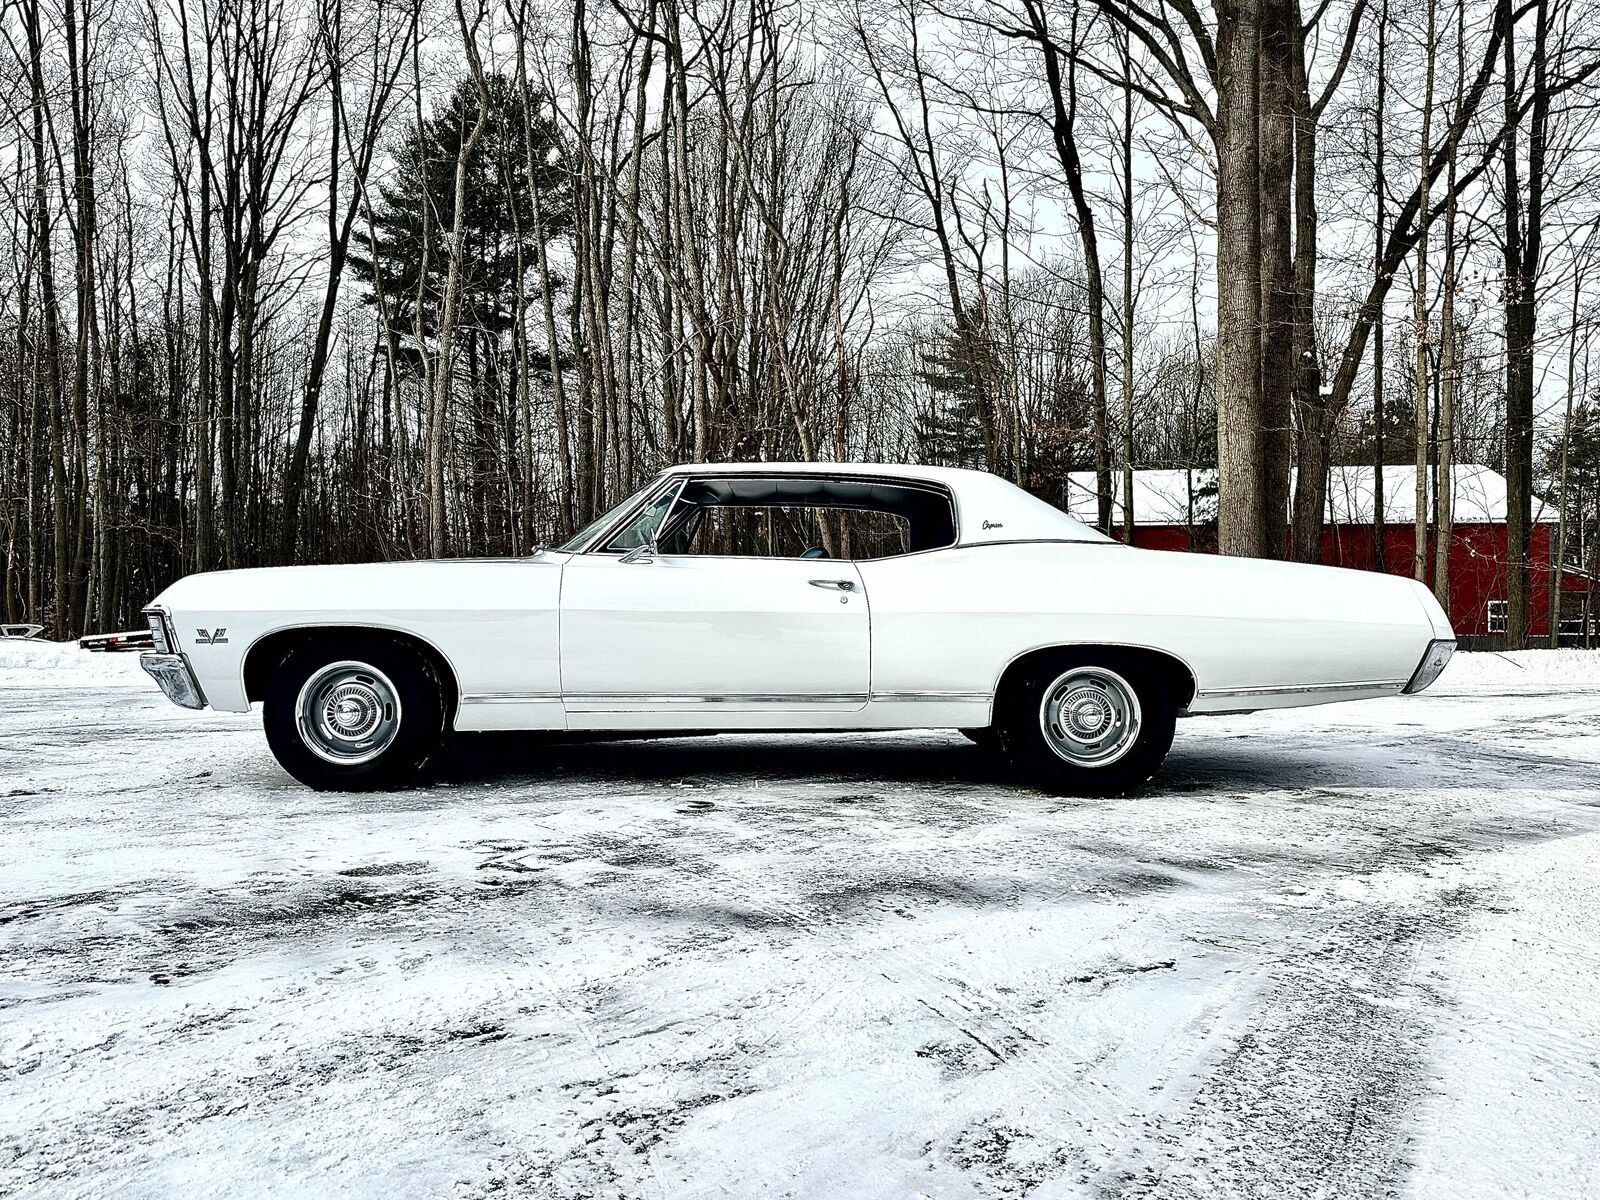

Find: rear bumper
<box><xmin>1403</xmin><ymin>639</ymin><xmax>1457</xmax><ymax>695</ymax></box>
<box><xmin>141</xmin><ymin>652</ymin><xmax>207</xmax><ymax>709</ymax></box>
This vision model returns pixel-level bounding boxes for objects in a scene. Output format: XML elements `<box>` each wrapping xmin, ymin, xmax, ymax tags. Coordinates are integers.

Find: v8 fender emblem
<box><xmin>195</xmin><ymin>628</ymin><xmax>229</xmax><ymax>645</ymax></box>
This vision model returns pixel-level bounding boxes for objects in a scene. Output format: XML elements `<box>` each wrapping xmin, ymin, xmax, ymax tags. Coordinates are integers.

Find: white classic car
<box><xmin>140</xmin><ymin>462</ymin><xmax>1456</xmax><ymax>794</ymax></box>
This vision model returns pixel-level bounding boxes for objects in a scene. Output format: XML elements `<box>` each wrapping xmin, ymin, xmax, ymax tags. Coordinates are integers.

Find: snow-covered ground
<box><xmin>3</xmin><ymin>643</ymin><xmax>1598</xmax><ymax>1200</ymax></box>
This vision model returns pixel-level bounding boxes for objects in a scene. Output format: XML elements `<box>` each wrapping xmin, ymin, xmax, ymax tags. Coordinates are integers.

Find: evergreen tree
<box><xmin>352</xmin><ymin>74</ymin><xmax>569</xmax><ymax>363</ymax></box>
<box><xmin>914</xmin><ymin>325</ymin><xmax>993</xmax><ymax>470</ymax></box>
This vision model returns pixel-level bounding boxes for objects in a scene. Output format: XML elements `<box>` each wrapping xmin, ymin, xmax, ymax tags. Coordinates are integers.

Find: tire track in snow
<box><xmin>1091</xmin><ymin>796</ymin><xmax>1500</xmax><ymax>1199</ymax></box>
<box><xmin>547</xmin><ymin>792</ymin><xmax>1188</xmax><ymax>1187</ymax></box>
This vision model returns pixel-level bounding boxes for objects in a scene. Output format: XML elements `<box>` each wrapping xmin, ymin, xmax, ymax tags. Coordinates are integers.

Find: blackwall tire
<box><xmin>995</xmin><ymin>652</ymin><xmax>1177</xmax><ymax>797</ymax></box>
<box><xmin>263</xmin><ymin>635</ymin><xmax>445</xmax><ymax>791</ymax></box>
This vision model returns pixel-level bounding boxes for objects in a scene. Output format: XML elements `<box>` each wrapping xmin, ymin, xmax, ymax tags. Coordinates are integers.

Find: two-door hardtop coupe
<box><xmin>139</xmin><ymin>462</ymin><xmax>1456</xmax><ymax>794</ymax></box>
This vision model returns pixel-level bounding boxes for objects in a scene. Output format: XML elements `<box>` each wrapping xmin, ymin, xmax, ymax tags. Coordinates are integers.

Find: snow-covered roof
<box><xmin>1061</xmin><ymin>465</ymin><xmax>1555</xmax><ymax>526</ymax></box>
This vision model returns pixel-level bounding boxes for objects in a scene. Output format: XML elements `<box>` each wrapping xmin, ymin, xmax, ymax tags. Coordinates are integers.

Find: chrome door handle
<box><xmin>809</xmin><ymin>578</ymin><xmax>856</xmax><ymax>592</ymax></box>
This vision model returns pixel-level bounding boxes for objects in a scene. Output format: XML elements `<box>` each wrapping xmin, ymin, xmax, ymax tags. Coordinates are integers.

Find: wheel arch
<box><xmin>993</xmin><ymin>643</ymin><xmax>1198</xmax><ymax>712</ymax></box>
<box><xmin>242</xmin><ymin>624</ymin><xmax>461</xmax><ymax>726</ymax></box>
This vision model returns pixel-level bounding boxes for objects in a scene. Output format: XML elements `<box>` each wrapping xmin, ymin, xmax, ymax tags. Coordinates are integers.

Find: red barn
<box><xmin>1062</xmin><ymin>466</ymin><xmax>1589</xmax><ymax>638</ymax></box>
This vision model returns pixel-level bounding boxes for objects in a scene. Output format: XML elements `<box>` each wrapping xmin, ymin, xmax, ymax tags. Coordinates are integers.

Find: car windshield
<box><xmin>555</xmin><ymin>480</ymin><xmax>662</xmax><ymax>552</ymax></box>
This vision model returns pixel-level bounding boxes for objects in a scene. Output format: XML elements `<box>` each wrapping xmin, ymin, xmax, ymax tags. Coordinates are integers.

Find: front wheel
<box><xmin>263</xmin><ymin>635</ymin><xmax>445</xmax><ymax>790</ymax></box>
<box><xmin>995</xmin><ymin>654</ymin><xmax>1177</xmax><ymax>796</ymax></box>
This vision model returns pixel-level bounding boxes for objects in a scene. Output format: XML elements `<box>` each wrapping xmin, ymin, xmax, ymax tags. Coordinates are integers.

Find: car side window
<box><xmin>669</xmin><ymin>505</ymin><xmax>912</xmax><ymax>560</ymax></box>
<box><xmin>644</xmin><ymin>476</ymin><xmax>955</xmax><ymax>561</ymax></box>
<box><xmin>604</xmin><ymin>486</ymin><xmax>680</xmax><ymax>551</ymax></box>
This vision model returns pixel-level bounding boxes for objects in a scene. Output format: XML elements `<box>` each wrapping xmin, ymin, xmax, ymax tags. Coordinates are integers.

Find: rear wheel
<box><xmin>995</xmin><ymin>653</ymin><xmax>1176</xmax><ymax>796</ymax></box>
<box><xmin>263</xmin><ymin>635</ymin><xmax>445</xmax><ymax>790</ymax></box>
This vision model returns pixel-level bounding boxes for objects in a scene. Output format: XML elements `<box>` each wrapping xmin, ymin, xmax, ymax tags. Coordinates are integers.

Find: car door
<box><xmin>559</xmin><ymin>551</ymin><xmax>871</xmax><ymax>726</ymax></box>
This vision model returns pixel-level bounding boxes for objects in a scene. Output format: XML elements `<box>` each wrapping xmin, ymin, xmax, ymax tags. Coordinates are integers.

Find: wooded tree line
<box><xmin>1</xmin><ymin>0</ymin><xmax>1598</xmax><ymax>646</ymax></box>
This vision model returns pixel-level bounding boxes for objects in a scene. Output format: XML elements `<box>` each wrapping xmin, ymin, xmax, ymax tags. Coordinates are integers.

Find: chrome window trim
<box><xmin>590</xmin><ymin>476</ymin><xmax>690</xmax><ymax>556</ymax></box>
<box><xmin>564</xmin><ymin>473</ymin><xmax>673</xmax><ymax>554</ymax></box>
<box><xmin>568</xmin><ymin>468</ymin><xmax>1114</xmax><ymax>558</ymax></box>
<box><xmin>947</xmin><ymin>538</ymin><xmax>1123</xmax><ymax>551</ymax></box>
<box><xmin>588</xmin><ymin>469</ymin><xmax>960</xmax><ymax>563</ymax></box>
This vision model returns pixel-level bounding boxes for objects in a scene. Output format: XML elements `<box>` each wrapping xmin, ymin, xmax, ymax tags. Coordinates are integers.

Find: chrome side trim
<box><xmin>1196</xmin><ymin>679</ymin><xmax>1407</xmax><ymax>700</ymax></box>
<box><xmin>557</xmin><ymin>690</ymin><xmax>991</xmax><ymax>708</ymax></box>
<box><xmin>951</xmin><ymin>537</ymin><xmax>1120</xmax><ymax>550</ymax></box>
<box><xmin>869</xmin><ymin>690</ymin><xmax>989</xmax><ymax>703</ymax></box>
<box><xmin>238</xmin><ymin>620</ymin><xmax>463</xmax><ymax>715</ymax></box>
<box><xmin>566</xmin><ymin>692</ymin><xmax>870</xmax><ymax>707</ymax></box>
<box><xmin>990</xmin><ymin>641</ymin><xmax>1203</xmax><ymax>709</ymax></box>
<box><xmin>460</xmin><ymin>691</ymin><xmax>562</xmax><ymax>704</ymax></box>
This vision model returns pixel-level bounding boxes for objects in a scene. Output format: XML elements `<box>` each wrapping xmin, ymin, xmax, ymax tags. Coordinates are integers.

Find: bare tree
<box><xmin>279</xmin><ymin>0</ymin><xmax>417</xmax><ymax>559</ymax></box>
<box><xmin>427</xmin><ymin>0</ymin><xmax>490</xmax><ymax>557</ymax></box>
<box><xmin>1414</xmin><ymin>0</ymin><xmax>1439</xmax><ymax>583</ymax></box>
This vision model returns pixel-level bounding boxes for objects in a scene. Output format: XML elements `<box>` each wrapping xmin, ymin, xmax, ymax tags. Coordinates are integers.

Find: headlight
<box><xmin>1403</xmin><ymin>639</ymin><xmax>1456</xmax><ymax>694</ymax></box>
<box><xmin>145</xmin><ymin>610</ymin><xmax>172</xmax><ymax>654</ymax></box>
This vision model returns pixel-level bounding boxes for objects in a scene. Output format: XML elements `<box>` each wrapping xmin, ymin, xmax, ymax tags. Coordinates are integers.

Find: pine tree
<box><xmin>351</xmin><ymin>74</ymin><xmax>569</xmax><ymax>363</ymax></box>
<box><xmin>914</xmin><ymin>325</ymin><xmax>993</xmax><ymax>469</ymax></box>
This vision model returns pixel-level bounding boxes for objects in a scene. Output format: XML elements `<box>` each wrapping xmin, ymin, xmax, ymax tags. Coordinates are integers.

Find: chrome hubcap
<box><xmin>296</xmin><ymin>661</ymin><xmax>402</xmax><ymax>765</ymax></box>
<box><xmin>1039</xmin><ymin>666</ymin><xmax>1141</xmax><ymax>767</ymax></box>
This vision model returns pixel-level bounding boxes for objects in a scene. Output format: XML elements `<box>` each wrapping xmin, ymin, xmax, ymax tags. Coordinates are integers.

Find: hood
<box><xmin>149</xmin><ymin>554</ymin><xmax>565</xmax><ymax>613</ymax></box>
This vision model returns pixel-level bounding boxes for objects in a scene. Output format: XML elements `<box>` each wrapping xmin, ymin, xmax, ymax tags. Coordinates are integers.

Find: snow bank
<box><xmin>1442</xmin><ymin>648</ymin><xmax>1600</xmax><ymax>693</ymax></box>
<box><xmin>0</xmin><ymin>638</ymin><xmax>148</xmax><ymax>686</ymax></box>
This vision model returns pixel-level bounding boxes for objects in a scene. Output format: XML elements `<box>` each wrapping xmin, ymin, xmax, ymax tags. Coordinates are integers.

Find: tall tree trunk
<box><xmin>195</xmin><ymin>170</ymin><xmax>215</xmax><ymax>572</ymax></box>
<box><xmin>663</xmin><ymin>0</ymin><xmax>717</xmax><ymax>465</ymax></box>
<box><xmin>1435</xmin><ymin>0</ymin><xmax>1463</xmax><ymax>612</ymax></box>
<box><xmin>1120</xmin><ymin>22</ymin><xmax>1135</xmax><ymax>543</ymax></box>
<box><xmin>1288</xmin><ymin>3</ymin><xmax>1327</xmax><ymax>564</ymax></box>
<box><xmin>1026</xmin><ymin>0</ymin><xmax>1112</xmax><ymax>535</ymax></box>
<box><xmin>613</xmin><ymin>13</ymin><xmax>656</xmax><ymax>494</ymax></box>
<box><xmin>1374</xmin><ymin>0</ymin><xmax>1389</xmax><ymax>570</ymax></box>
<box><xmin>1259</xmin><ymin>0</ymin><xmax>1296</xmax><ymax>559</ymax></box>
<box><xmin>1502</xmin><ymin>0</ymin><xmax>1546</xmax><ymax>648</ymax></box>
<box><xmin>1215</xmin><ymin>0</ymin><xmax>1266</xmax><ymax>556</ymax></box>
<box><xmin>24</xmin><ymin>0</ymin><xmax>70</xmax><ymax>638</ymax></box>
<box><xmin>1548</xmin><ymin>254</ymin><xmax>1581</xmax><ymax>647</ymax></box>
<box><xmin>430</xmin><ymin>0</ymin><xmax>491</xmax><ymax>558</ymax></box>
<box><xmin>529</xmin><ymin>170</ymin><xmax>574</xmax><ymax>535</ymax></box>
<box><xmin>65</xmin><ymin>0</ymin><xmax>107</xmax><ymax>629</ymax></box>
<box><xmin>282</xmin><ymin>76</ymin><xmax>347</xmax><ymax>563</ymax></box>
<box><xmin>282</xmin><ymin>0</ymin><xmax>412</xmax><ymax>562</ymax></box>
<box><xmin>1413</xmin><ymin>0</ymin><xmax>1437</xmax><ymax>583</ymax></box>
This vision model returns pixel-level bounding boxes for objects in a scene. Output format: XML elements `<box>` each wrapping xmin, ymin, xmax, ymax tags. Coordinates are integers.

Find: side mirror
<box><xmin>619</xmin><ymin>541</ymin><xmax>657</xmax><ymax>565</ymax></box>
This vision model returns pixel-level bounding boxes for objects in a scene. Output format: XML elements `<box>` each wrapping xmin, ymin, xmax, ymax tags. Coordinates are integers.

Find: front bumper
<box><xmin>141</xmin><ymin>652</ymin><xmax>207</xmax><ymax>709</ymax></box>
<box><xmin>1403</xmin><ymin>639</ymin><xmax>1457</xmax><ymax>695</ymax></box>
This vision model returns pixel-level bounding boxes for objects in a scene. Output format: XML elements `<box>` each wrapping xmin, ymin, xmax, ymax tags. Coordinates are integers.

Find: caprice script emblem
<box><xmin>982</xmin><ymin>520</ymin><xmax>1004</xmax><ymax>530</ymax></box>
<box><xmin>194</xmin><ymin>628</ymin><xmax>229</xmax><ymax>645</ymax></box>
